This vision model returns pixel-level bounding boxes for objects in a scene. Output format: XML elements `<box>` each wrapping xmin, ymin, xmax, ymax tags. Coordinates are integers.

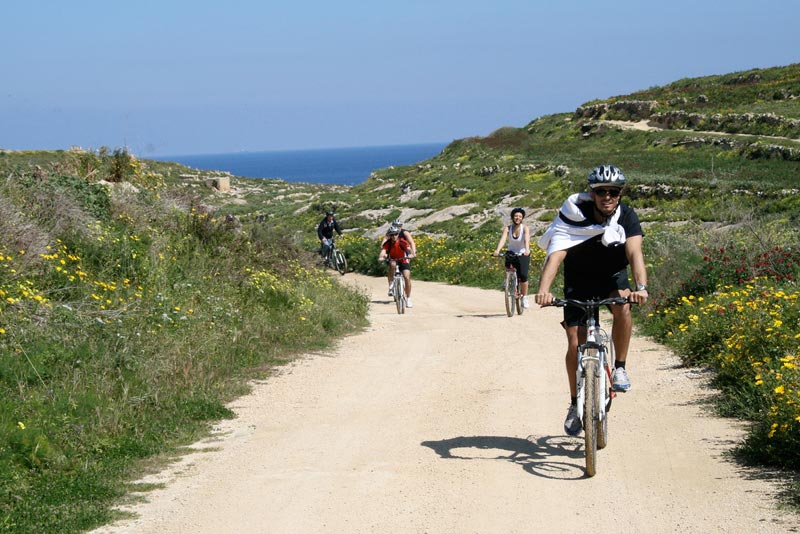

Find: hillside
<box><xmin>331</xmin><ymin>63</ymin><xmax>799</xmax><ymax>241</ymax></box>
<box><xmin>1</xmin><ymin>63</ymin><xmax>798</xmax><ymax>532</ymax></box>
<box><xmin>142</xmin><ymin>64</ymin><xmax>798</xmax><ymax>250</ymax></box>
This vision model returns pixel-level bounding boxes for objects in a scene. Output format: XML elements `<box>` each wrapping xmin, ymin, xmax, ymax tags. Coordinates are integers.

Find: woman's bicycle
<box><xmin>387</xmin><ymin>258</ymin><xmax>407</xmax><ymax>314</ymax></box>
<box><xmin>495</xmin><ymin>250</ymin><xmax>524</xmax><ymax>317</ymax></box>
<box><xmin>322</xmin><ymin>238</ymin><xmax>347</xmax><ymax>275</ymax></box>
<box><xmin>551</xmin><ymin>296</ymin><xmax>629</xmax><ymax>477</ymax></box>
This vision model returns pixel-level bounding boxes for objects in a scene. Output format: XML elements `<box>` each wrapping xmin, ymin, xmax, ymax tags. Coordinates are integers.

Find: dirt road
<box><xmin>94</xmin><ymin>274</ymin><xmax>798</xmax><ymax>533</ymax></box>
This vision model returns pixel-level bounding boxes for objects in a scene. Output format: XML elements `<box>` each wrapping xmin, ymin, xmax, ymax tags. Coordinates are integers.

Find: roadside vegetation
<box><xmin>0</xmin><ymin>62</ymin><xmax>798</xmax><ymax>532</ymax></box>
<box><xmin>0</xmin><ymin>149</ymin><xmax>367</xmax><ymax>533</ymax></box>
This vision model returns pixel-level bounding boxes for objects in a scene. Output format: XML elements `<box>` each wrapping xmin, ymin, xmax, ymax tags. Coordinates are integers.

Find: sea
<box><xmin>156</xmin><ymin>142</ymin><xmax>448</xmax><ymax>186</ymax></box>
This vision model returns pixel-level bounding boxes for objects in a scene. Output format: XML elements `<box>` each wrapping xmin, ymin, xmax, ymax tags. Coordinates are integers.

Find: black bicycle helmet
<box><xmin>392</xmin><ymin>218</ymin><xmax>403</xmax><ymax>227</ymax></box>
<box><xmin>588</xmin><ymin>165</ymin><xmax>626</xmax><ymax>189</ymax></box>
<box><xmin>387</xmin><ymin>225</ymin><xmax>400</xmax><ymax>235</ymax></box>
<box><xmin>510</xmin><ymin>207</ymin><xmax>526</xmax><ymax>218</ymax></box>
<box><xmin>325</xmin><ymin>210</ymin><xmax>335</xmax><ymax>216</ymax></box>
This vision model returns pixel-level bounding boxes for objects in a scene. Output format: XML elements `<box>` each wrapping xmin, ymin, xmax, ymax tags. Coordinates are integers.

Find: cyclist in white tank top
<box><xmin>492</xmin><ymin>207</ymin><xmax>532</xmax><ymax>308</ymax></box>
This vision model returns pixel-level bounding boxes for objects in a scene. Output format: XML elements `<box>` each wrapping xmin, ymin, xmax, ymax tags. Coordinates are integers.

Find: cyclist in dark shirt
<box><xmin>317</xmin><ymin>210</ymin><xmax>342</xmax><ymax>261</ymax></box>
<box><xmin>535</xmin><ymin>165</ymin><xmax>649</xmax><ymax>436</ymax></box>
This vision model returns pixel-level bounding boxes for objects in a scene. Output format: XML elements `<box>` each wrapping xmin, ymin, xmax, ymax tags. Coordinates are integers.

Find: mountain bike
<box><xmin>495</xmin><ymin>250</ymin><xmax>524</xmax><ymax>317</ymax></box>
<box><xmin>551</xmin><ymin>296</ymin><xmax>629</xmax><ymax>477</ymax></box>
<box><xmin>322</xmin><ymin>238</ymin><xmax>347</xmax><ymax>275</ymax></box>
<box><xmin>388</xmin><ymin>259</ymin><xmax>407</xmax><ymax>314</ymax></box>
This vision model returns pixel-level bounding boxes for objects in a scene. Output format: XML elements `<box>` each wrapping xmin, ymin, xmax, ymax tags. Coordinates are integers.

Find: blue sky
<box><xmin>2</xmin><ymin>0</ymin><xmax>798</xmax><ymax>157</ymax></box>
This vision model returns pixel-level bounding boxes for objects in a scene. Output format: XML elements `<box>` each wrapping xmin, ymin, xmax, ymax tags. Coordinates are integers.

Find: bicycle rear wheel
<box><xmin>394</xmin><ymin>276</ymin><xmax>405</xmax><ymax>314</ymax></box>
<box><xmin>504</xmin><ymin>271</ymin><xmax>516</xmax><ymax>317</ymax></box>
<box><xmin>333</xmin><ymin>249</ymin><xmax>347</xmax><ymax>275</ymax></box>
<box><xmin>583</xmin><ymin>354</ymin><xmax>600</xmax><ymax>477</ymax></box>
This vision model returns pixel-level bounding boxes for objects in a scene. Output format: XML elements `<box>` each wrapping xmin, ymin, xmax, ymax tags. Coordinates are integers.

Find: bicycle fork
<box><xmin>578</xmin><ymin>348</ymin><xmax>615</xmax><ymax>414</ymax></box>
<box><xmin>576</xmin><ymin>321</ymin><xmax>614</xmax><ymax>422</ymax></box>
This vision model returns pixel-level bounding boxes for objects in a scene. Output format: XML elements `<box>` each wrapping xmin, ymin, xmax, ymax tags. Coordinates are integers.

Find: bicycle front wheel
<box><xmin>504</xmin><ymin>271</ymin><xmax>516</xmax><ymax>317</ymax></box>
<box><xmin>334</xmin><ymin>249</ymin><xmax>347</xmax><ymax>275</ymax></box>
<box><xmin>583</xmin><ymin>354</ymin><xmax>600</xmax><ymax>477</ymax></box>
<box><xmin>394</xmin><ymin>276</ymin><xmax>405</xmax><ymax>314</ymax></box>
<box><xmin>598</xmin><ymin>359</ymin><xmax>611</xmax><ymax>450</ymax></box>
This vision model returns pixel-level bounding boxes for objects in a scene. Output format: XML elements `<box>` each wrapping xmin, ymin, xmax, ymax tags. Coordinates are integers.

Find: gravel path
<box><xmin>92</xmin><ymin>274</ymin><xmax>799</xmax><ymax>533</ymax></box>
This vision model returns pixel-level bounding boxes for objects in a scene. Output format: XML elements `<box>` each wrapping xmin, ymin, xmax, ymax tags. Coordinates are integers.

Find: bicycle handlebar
<box><xmin>492</xmin><ymin>250</ymin><xmax>525</xmax><ymax>257</ymax></box>
<box><xmin>551</xmin><ymin>297</ymin><xmax>632</xmax><ymax>309</ymax></box>
<box><xmin>384</xmin><ymin>254</ymin><xmax>414</xmax><ymax>263</ymax></box>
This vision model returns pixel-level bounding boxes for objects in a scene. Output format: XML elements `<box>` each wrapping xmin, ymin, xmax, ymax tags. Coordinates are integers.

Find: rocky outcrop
<box><xmin>607</xmin><ymin>100</ymin><xmax>660</xmax><ymax>120</ymax></box>
<box><xmin>743</xmin><ymin>142</ymin><xmax>800</xmax><ymax>161</ymax></box>
<box><xmin>649</xmin><ymin>110</ymin><xmax>705</xmax><ymax>128</ymax></box>
<box><xmin>574</xmin><ymin>100</ymin><xmax>658</xmax><ymax>121</ymax></box>
<box><xmin>574</xmin><ymin>103</ymin><xmax>608</xmax><ymax>119</ymax></box>
<box><xmin>472</xmin><ymin>163</ymin><xmax>569</xmax><ymax>178</ymax></box>
<box><xmin>651</xmin><ymin>111</ymin><xmax>800</xmax><ymax>138</ymax></box>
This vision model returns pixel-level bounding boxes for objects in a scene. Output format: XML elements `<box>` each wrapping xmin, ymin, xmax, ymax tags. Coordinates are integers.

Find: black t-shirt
<box><xmin>564</xmin><ymin>202</ymin><xmax>643</xmax><ymax>288</ymax></box>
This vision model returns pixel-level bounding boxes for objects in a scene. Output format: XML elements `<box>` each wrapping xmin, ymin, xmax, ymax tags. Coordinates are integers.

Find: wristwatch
<box><xmin>635</xmin><ymin>284</ymin><xmax>648</xmax><ymax>292</ymax></box>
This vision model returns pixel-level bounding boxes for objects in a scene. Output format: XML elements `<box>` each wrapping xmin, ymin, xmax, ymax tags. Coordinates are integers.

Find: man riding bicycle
<box><xmin>317</xmin><ymin>210</ymin><xmax>342</xmax><ymax>263</ymax></box>
<box><xmin>534</xmin><ymin>165</ymin><xmax>649</xmax><ymax>436</ymax></box>
<box><xmin>492</xmin><ymin>207</ymin><xmax>532</xmax><ymax>308</ymax></box>
<box><xmin>378</xmin><ymin>225</ymin><xmax>414</xmax><ymax>308</ymax></box>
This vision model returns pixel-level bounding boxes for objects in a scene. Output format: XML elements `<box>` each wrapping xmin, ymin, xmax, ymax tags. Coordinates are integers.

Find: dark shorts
<box><xmin>505</xmin><ymin>254</ymin><xmax>531</xmax><ymax>283</ymax></box>
<box><xmin>390</xmin><ymin>259</ymin><xmax>411</xmax><ymax>272</ymax></box>
<box><xmin>563</xmin><ymin>269</ymin><xmax>630</xmax><ymax>326</ymax></box>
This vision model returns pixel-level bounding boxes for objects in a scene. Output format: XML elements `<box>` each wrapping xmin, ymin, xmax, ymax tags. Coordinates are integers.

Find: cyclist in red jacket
<box><xmin>378</xmin><ymin>226</ymin><xmax>415</xmax><ymax>307</ymax></box>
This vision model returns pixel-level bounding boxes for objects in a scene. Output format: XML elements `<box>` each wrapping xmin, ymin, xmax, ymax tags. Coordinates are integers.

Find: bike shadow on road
<box><xmin>421</xmin><ymin>435</ymin><xmax>588</xmax><ymax>480</ymax></box>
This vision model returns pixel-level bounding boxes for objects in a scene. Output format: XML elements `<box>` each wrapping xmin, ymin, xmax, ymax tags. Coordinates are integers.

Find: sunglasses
<box><xmin>593</xmin><ymin>188</ymin><xmax>621</xmax><ymax>198</ymax></box>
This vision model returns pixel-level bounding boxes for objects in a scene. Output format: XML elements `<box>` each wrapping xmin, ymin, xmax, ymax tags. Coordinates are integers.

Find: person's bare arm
<box><xmin>493</xmin><ymin>226</ymin><xmax>510</xmax><ymax>256</ymax></box>
<box><xmin>523</xmin><ymin>225</ymin><xmax>531</xmax><ymax>256</ymax></box>
<box><xmin>625</xmin><ymin>235</ymin><xmax>649</xmax><ymax>304</ymax></box>
<box><xmin>534</xmin><ymin>249</ymin><xmax>567</xmax><ymax>305</ymax></box>
<box><xmin>404</xmin><ymin>231</ymin><xmax>417</xmax><ymax>255</ymax></box>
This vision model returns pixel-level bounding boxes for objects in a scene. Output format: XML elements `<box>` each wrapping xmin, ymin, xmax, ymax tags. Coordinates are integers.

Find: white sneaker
<box><xmin>405</xmin><ymin>297</ymin><xmax>413</xmax><ymax>308</ymax></box>
<box><xmin>388</xmin><ymin>284</ymin><xmax>394</xmax><ymax>297</ymax></box>
<box><xmin>612</xmin><ymin>367</ymin><xmax>631</xmax><ymax>391</ymax></box>
<box><xmin>522</xmin><ymin>296</ymin><xmax>530</xmax><ymax>308</ymax></box>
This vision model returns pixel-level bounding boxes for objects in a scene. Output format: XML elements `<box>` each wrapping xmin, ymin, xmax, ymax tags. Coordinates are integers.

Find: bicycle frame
<box><xmin>322</xmin><ymin>239</ymin><xmax>347</xmax><ymax>275</ymax></box>
<box><xmin>387</xmin><ymin>258</ymin><xmax>407</xmax><ymax>314</ymax></box>
<box><xmin>497</xmin><ymin>250</ymin><xmax>524</xmax><ymax>316</ymax></box>
<box><xmin>552</xmin><ymin>296</ymin><xmax>628</xmax><ymax>476</ymax></box>
<box><xmin>575</xmin><ymin>311</ymin><xmax>612</xmax><ymax>427</ymax></box>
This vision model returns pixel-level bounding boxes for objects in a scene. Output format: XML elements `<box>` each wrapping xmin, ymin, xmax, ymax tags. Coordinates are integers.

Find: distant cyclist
<box><xmin>378</xmin><ymin>225</ymin><xmax>414</xmax><ymax>308</ymax></box>
<box><xmin>317</xmin><ymin>210</ymin><xmax>342</xmax><ymax>262</ymax></box>
<box><xmin>535</xmin><ymin>165</ymin><xmax>649</xmax><ymax>436</ymax></box>
<box><xmin>492</xmin><ymin>207</ymin><xmax>531</xmax><ymax>308</ymax></box>
<box><xmin>380</xmin><ymin>219</ymin><xmax>416</xmax><ymax>256</ymax></box>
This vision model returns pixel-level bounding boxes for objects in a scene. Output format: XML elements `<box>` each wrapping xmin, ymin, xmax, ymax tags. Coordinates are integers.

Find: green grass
<box><xmin>0</xmin><ymin>152</ymin><xmax>368</xmax><ymax>533</ymax></box>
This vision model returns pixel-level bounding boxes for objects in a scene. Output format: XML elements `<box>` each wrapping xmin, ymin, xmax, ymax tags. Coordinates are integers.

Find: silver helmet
<box><xmin>588</xmin><ymin>165</ymin><xmax>626</xmax><ymax>189</ymax></box>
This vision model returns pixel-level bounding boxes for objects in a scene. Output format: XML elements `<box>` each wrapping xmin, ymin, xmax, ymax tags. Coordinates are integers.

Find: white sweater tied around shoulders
<box><xmin>537</xmin><ymin>193</ymin><xmax>626</xmax><ymax>257</ymax></box>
